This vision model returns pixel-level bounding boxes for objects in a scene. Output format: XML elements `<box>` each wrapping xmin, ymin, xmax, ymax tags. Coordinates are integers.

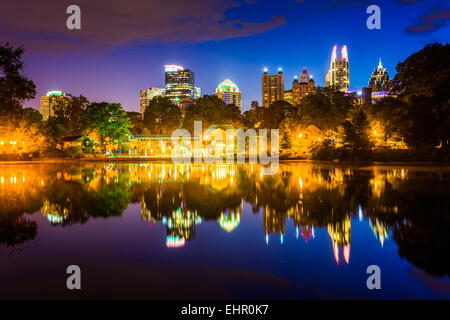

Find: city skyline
<box><xmin>3</xmin><ymin>0</ymin><xmax>449</xmax><ymax>112</ymax></box>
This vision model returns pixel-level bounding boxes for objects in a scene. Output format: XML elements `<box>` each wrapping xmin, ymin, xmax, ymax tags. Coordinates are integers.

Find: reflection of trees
<box><xmin>368</xmin><ymin>177</ymin><xmax>450</xmax><ymax>276</ymax></box>
<box><xmin>0</xmin><ymin>217</ymin><xmax>37</xmax><ymax>251</ymax></box>
<box><xmin>1</xmin><ymin>164</ymin><xmax>449</xmax><ymax>276</ymax></box>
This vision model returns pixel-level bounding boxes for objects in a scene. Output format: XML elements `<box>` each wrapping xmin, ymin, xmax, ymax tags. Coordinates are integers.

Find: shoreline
<box><xmin>0</xmin><ymin>157</ymin><xmax>449</xmax><ymax>167</ymax></box>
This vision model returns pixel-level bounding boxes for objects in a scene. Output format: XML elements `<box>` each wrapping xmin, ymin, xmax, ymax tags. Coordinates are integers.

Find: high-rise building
<box><xmin>262</xmin><ymin>68</ymin><xmax>284</xmax><ymax>108</ymax></box>
<box><xmin>368</xmin><ymin>59</ymin><xmax>391</xmax><ymax>92</ymax></box>
<box><xmin>284</xmin><ymin>89</ymin><xmax>293</xmax><ymax>105</ymax></box>
<box><xmin>292</xmin><ymin>68</ymin><xmax>315</xmax><ymax>106</ymax></box>
<box><xmin>326</xmin><ymin>45</ymin><xmax>350</xmax><ymax>90</ymax></box>
<box><xmin>215</xmin><ymin>79</ymin><xmax>242</xmax><ymax>111</ymax></box>
<box><xmin>139</xmin><ymin>87</ymin><xmax>165</xmax><ymax>115</ymax></box>
<box><xmin>40</xmin><ymin>91</ymin><xmax>72</xmax><ymax>121</ymax></box>
<box><xmin>164</xmin><ymin>65</ymin><xmax>195</xmax><ymax>103</ymax></box>
<box><xmin>194</xmin><ymin>87</ymin><xmax>202</xmax><ymax>100</ymax></box>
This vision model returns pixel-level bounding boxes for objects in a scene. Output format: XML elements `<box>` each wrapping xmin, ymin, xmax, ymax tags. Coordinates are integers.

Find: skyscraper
<box><xmin>262</xmin><ymin>68</ymin><xmax>284</xmax><ymax>108</ymax></box>
<box><xmin>215</xmin><ymin>79</ymin><xmax>242</xmax><ymax>111</ymax></box>
<box><xmin>292</xmin><ymin>68</ymin><xmax>315</xmax><ymax>106</ymax></box>
<box><xmin>164</xmin><ymin>65</ymin><xmax>195</xmax><ymax>103</ymax></box>
<box><xmin>368</xmin><ymin>59</ymin><xmax>391</xmax><ymax>92</ymax></box>
<box><xmin>139</xmin><ymin>87</ymin><xmax>165</xmax><ymax>115</ymax></box>
<box><xmin>40</xmin><ymin>90</ymin><xmax>72</xmax><ymax>121</ymax></box>
<box><xmin>326</xmin><ymin>45</ymin><xmax>350</xmax><ymax>90</ymax></box>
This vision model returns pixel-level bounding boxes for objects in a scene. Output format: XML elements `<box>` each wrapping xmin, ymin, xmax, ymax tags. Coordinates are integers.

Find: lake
<box><xmin>1</xmin><ymin>162</ymin><xmax>449</xmax><ymax>299</ymax></box>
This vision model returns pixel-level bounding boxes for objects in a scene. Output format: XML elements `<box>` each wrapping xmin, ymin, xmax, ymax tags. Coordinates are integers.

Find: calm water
<box><xmin>1</xmin><ymin>162</ymin><xmax>449</xmax><ymax>299</ymax></box>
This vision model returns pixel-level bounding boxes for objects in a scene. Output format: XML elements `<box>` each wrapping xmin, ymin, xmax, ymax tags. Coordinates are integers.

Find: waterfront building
<box><xmin>40</xmin><ymin>91</ymin><xmax>72</xmax><ymax>121</ymax></box>
<box><xmin>139</xmin><ymin>87</ymin><xmax>165</xmax><ymax>115</ymax></box>
<box><xmin>164</xmin><ymin>65</ymin><xmax>195</xmax><ymax>104</ymax></box>
<box><xmin>326</xmin><ymin>45</ymin><xmax>350</xmax><ymax>90</ymax></box>
<box><xmin>215</xmin><ymin>79</ymin><xmax>242</xmax><ymax>111</ymax></box>
<box><xmin>262</xmin><ymin>68</ymin><xmax>284</xmax><ymax>107</ymax></box>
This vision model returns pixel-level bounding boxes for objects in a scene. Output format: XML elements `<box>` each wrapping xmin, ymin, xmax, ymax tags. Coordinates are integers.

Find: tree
<box><xmin>183</xmin><ymin>95</ymin><xmax>241</xmax><ymax>131</ymax></box>
<box><xmin>384</xmin><ymin>43</ymin><xmax>450</xmax><ymax>151</ymax></box>
<box><xmin>143</xmin><ymin>96</ymin><xmax>182</xmax><ymax>134</ymax></box>
<box><xmin>82</xmin><ymin>102</ymin><xmax>131</xmax><ymax>152</ymax></box>
<box><xmin>0</xmin><ymin>43</ymin><xmax>36</xmax><ymax>116</ymax></box>
<box><xmin>297</xmin><ymin>87</ymin><xmax>354</xmax><ymax>131</ymax></box>
<box><xmin>243</xmin><ymin>101</ymin><xmax>263</xmax><ymax>128</ymax></box>
<box><xmin>127</xmin><ymin>111</ymin><xmax>144</xmax><ymax>135</ymax></box>
<box><xmin>53</xmin><ymin>95</ymin><xmax>89</xmax><ymax>136</ymax></box>
<box><xmin>342</xmin><ymin>109</ymin><xmax>372</xmax><ymax>152</ymax></box>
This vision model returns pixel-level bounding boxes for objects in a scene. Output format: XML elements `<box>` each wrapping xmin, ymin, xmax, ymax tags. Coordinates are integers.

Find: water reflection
<box><xmin>0</xmin><ymin>163</ymin><xmax>449</xmax><ymax>277</ymax></box>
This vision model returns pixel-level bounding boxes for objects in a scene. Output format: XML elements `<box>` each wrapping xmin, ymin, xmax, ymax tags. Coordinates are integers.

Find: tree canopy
<box><xmin>82</xmin><ymin>102</ymin><xmax>131</xmax><ymax>151</ymax></box>
<box><xmin>0</xmin><ymin>43</ymin><xmax>36</xmax><ymax>116</ymax></box>
<box><xmin>183</xmin><ymin>95</ymin><xmax>242</xmax><ymax>131</ymax></box>
<box><xmin>143</xmin><ymin>96</ymin><xmax>181</xmax><ymax>134</ymax></box>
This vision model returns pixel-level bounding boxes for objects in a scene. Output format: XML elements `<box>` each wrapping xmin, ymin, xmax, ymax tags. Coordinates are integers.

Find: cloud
<box><xmin>0</xmin><ymin>0</ymin><xmax>286</xmax><ymax>53</ymax></box>
<box><xmin>405</xmin><ymin>8</ymin><xmax>450</xmax><ymax>35</ymax></box>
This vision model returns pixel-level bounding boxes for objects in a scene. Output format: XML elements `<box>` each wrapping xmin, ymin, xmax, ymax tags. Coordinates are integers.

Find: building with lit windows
<box><xmin>326</xmin><ymin>45</ymin><xmax>350</xmax><ymax>90</ymax></box>
<box><xmin>368</xmin><ymin>59</ymin><xmax>391</xmax><ymax>102</ymax></box>
<box><xmin>262</xmin><ymin>68</ymin><xmax>284</xmax><ymax>107</ymax></box>
<box><xmin>39</xmin><ymin>91</ymin><xmax>72</xmax><ymax>121</ymax></box>
<box><xmin>194</xmin><ymin>87</ymin><xmax>202</xmax><ymax>99</ymax></box>
<box><xmin>164</xmin><ymin>65</ymin><xmax>195</xmax><ymax>104</ymax></box>
<box><xmin>292</xmin><ymin>68</ymin><xmax>315</xmax><ymax>106</ymax></box>
<box><xmin>368</xmin><ymin>59</ymin><xmax>391</xmax><ymax>92</ymax></box>
<box><xmin>139</xmin><ymin>87</ymin><xmax>165</xmax><ymax>115</ymax></box>
<box><xmin>284</xmin><ymin>89</ymin><xmax>293</xmax><ymax>105</ymax></box>
<box><xmin>215</xmin><ymin>79</ymin><xmax>242</xmax><ymax>111</ymax></box>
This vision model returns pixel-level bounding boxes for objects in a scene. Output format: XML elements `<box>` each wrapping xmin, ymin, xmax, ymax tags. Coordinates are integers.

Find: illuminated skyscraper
<box><xmin>292</xmin><ymin>68</ymin><xmax>315</xmax><ymax>106</ymax></box>
<box><xmin>262</xmin><ymin>68</ymin><xmax>284</xmax><ymax>107</ymax></box>
<box><xmin>39</xmin><ymin>90</ymin><xmax>72</xmax><ymax>121</ymax></box>
<box><xmin>326</xmin><ymin>45</ymin><xmax>350</xmax><ymax>90</ymax></box>
<box><xmin>368</xmin><ymin>59</ymin><xmax>391</xmax><ymax>92</ymax></box>
<box><xmin>215</xmin><ymin>79</ymin><xmax>242</xmax><ymax>111</ymax></box>
<box><xmin>139</xmin><ymin>87</ymin><xmax>165</xmax><ymax>115</ymax></box>
<box><xmin>164</xmin><ymin>65</ymin><xmax>195</xmax><ymax>103</ymax></box>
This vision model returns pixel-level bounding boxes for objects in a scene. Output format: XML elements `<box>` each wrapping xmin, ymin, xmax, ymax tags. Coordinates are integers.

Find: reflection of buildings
<box><xmin>218</xmin><ymin>205</ymin><xmax>242</xmax><ymax>233</ymax></box>
<box><xmin>328</xmin><ymin>217</ymin><xmax>351</xmax><ymax>265</ymax></box>
<box><xmin>369</xmin><ymin>218</ymin><xmax>389</xmax><ymax>247</ymax></box>
<box><xmin>41</xmin><ymin>200</ymin><xmax>69</xmax><ymax>224</ymax></box>
<box><xmin>165</xmin><ymin>207</ymin><xmax>202</xmax><ymax>248</ymax></box>
<box><xmin>263</xmin><ymin>207</ymin><xmax>286</xmax><ymax>237</ymax></box>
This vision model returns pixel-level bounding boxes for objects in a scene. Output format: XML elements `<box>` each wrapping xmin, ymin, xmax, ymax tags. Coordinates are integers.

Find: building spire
<box><xmin>378</xmin><ymin>58</ymin><xmax>383</xmax><ymax>69</ymax></box>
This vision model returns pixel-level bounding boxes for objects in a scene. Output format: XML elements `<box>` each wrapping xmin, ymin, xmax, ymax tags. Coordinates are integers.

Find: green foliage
<box><xmin>342</xmin><ymin>109</ymin><xmax>372</xmax><ymax>152</ymax></box>
<box><xmin>375</xmin><ymin>43</ymin><xmax>450</xmax><ymax>152</ymax></box>
<box><xmin>143</xmin><ymin>96</ymin><xmax>181</xmax><ymax>134</ymax></box>
<box><xmin>82</xmin><ymin>102</ymin><xmax>131</xmax><ymax>152</ymax></box>
<box><xmin>0</xmin><ymin>42</ymin><xmax>36</xmax><ymax>116</ymax></box>
<box><xmin>53</xmin><ymin>95</ymin><xmax>89</xmax><ymax>136</ymax></box>
<box><xmin>183</xmin><ymin>95</ymin><xmax>241</xmax><ymax>131</ymax></box>
<box><xmin>43</xmin><ymin>116</ymin><xmax>68</xmax><ymax>148</ymax></box>
<box><xmin>127</xmin><ymin>111</ymin><xmax>144</xmax><ymax>135</ymax></box>
<box><xmin>297</xmin><ymin>87</ymin><xmax>354</xmax><ymax>131</ymax></box>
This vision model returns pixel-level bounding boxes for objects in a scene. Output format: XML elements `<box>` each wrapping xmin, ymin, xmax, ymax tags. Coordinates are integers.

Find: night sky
<box><xmin>1</xmin><ymin>0</ymin><xmax>449</xmax><ymax>112</ymax></box>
